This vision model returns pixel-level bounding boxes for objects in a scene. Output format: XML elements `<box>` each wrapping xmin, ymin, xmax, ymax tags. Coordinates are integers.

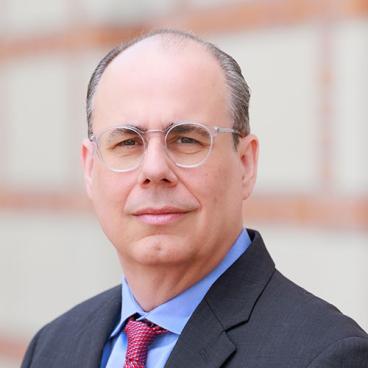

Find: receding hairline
<box><xmin>86</xmin><ymin>29</ymin><xmax>250</xmax><ymax>141</ymax></box>
<box><xmin>96</xmin><ymin>32</ymin><xmax>225</xmax><ymax>90</ymax></box>
<box><xmin>118</xmin><ymin>29</ymin><xmax>217</xmax><ymax>58</ymax></box>
<box><xmin>90</xmin><ymin>31</ymin><xmax>231</xmax><ymax>124</ymax></box>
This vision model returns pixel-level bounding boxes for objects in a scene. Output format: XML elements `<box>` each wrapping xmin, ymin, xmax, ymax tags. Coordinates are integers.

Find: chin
<box><xmin>125</xmin><ymin>234</ymin><xmax>193</xmax><ymax>266</ymax></box>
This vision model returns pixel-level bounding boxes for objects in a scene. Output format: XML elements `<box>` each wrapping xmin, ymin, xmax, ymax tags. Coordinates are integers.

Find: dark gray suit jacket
<box><xmin>21</xmin><ymin>230</ymin><xmax>368</xmax><ymax>367</ymax></box>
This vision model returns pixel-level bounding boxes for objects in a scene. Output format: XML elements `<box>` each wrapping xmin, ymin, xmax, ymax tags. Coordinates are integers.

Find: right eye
<box><xmin>116</xmin><ymin>138</ymin><xmax>141</xmax><ymax>147</ymax></box>
<box><xmin>106</xmin><ymin>131</ymin><xmax>144</xmax><ymax>151</ymax></box>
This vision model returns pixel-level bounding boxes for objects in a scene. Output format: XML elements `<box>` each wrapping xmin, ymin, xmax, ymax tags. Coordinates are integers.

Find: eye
<box><xmin>117</xmin><ymin>138</ymin><xmax>141</xmax><ymax>147</ymax></box>
<box><xmin>177</xmin><ymin>136</ymin><xmax>201</xmax><ymax>145</ymax></box>
<box><xmin>108</xmin><ymin>133</ymin><xmax>144</xmax><ymax>151</ymax></box>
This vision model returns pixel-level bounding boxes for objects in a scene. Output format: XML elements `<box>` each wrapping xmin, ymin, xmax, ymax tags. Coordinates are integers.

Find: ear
<box><xmin>81</xmin><ymin>138</ymin><xmax>95</xmax><ymax>199</ymax></box>
<box><xmin>237</xmin><ymin>134</ymin><xmax>259</xmax><ymax>200</ymax></box>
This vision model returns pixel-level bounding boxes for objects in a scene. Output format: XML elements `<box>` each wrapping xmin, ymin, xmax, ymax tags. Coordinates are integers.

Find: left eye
<box><xmin>177</xmin><ymin>136</ymin><xmax>200</xmax><ymax>144</ymax></box>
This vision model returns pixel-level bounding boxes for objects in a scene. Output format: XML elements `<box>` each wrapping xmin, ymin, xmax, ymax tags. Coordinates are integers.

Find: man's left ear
<box><xmin>238</xmin><ymin>134</ymin><xmax>259</xmax><ymax>200</ymax></box>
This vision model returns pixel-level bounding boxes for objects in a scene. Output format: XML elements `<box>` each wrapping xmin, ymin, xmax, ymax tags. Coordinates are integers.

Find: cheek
<box><xmin>90</xmin><ymin>169</ymin><xmax>139</xmax><ymax>247</ymax></box>
<box><xmin>191</xmin><ymin>166</ymin><xmax>230</xmax><ymax>209</ymax></box>
<box><xmin>200</xmin><ymin>160</ymin><xmax>243</xmax><ymax>211</ymax></box>
<box><xmin>91</xmin><ymin>168</ymin><xmax>134</xmax><ymax>212</ymax></box>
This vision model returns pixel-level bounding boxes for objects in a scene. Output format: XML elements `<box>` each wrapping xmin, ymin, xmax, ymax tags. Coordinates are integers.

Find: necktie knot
<box><xmin>124</xmin><ymin>316</ymin><xmax>167</xmax><ymax>368</ymax></box>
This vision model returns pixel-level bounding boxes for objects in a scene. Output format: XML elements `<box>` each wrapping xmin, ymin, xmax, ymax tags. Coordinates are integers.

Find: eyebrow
<box><xmin>126</xmin><ymin>122</ymin><xmax>175</xmax><ymax>133</ymax></box>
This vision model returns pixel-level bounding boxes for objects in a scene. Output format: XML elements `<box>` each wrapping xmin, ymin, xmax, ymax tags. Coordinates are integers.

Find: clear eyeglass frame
<box><xmin>89</xmin><ymin>121</ymin><xmax>245</xmax><ymax>173</ymax></box>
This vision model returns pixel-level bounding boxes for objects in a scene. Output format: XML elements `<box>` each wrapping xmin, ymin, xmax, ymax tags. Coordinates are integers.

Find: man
<box><xmin>22</xmin><ymin>29</ymin><xmax>368</xmax><ymax>367</ymax></box>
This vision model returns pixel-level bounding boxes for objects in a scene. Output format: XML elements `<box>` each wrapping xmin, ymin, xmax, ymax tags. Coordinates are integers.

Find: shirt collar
<box><xmin>110</xmin><ymin>228</ymin><xmax>251</xmax><ymax>337</ymax></box>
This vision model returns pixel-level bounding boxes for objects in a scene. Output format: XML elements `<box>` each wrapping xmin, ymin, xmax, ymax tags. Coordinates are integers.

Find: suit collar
<box><xmin>165</xmin><ymin>229</ymin><xmax>275</xmax><ymax>368</ymax></box>
<box><xmin>205</xmin><ymin>229</ymin><xmax>275</xmax><ymax>329</ymax></box>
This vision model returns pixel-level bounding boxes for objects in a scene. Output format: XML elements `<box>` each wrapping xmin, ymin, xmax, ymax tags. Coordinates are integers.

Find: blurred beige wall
<box><xmin>0</xmin><ymin>1</ymin><xmax>367</xmax><ymax>367</ymax></box>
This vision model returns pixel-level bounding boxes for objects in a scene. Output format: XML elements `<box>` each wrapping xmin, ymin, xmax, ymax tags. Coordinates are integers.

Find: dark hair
<box><xmin>86</xmin><ymin>29</ymin><xmax>251</xmax><ymax>145</ymax></box>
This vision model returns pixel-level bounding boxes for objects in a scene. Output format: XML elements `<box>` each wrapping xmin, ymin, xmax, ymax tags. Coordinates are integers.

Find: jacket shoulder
<box><xmin>265</xmin><ymin>270</ymin><xmax>367</xmax><ymax>337</ymax></box>
<box><xmin>43</xmin><ymin>285</ymin><xmax>121</xmax><ymax>331</ymax></box>
<box><xmin>251</xmin><ymin>270</ymin><xmax>368</xmax><ymax>365</ymax></box>
<box><xmin>224</xmin><ymin>267</ymin><xmax>368</xmax><ymax>367</ymax></box>
<box><xmin>21</xmin><ymin>285</ymin><xmax>121</xmax><ymax>368</ymax></box>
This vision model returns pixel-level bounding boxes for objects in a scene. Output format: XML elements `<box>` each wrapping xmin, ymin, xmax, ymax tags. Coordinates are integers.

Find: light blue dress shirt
<box><xmin>101</xmin><ymin>229</ymin><xmax>251</xmax><ymax>368</ymax></box>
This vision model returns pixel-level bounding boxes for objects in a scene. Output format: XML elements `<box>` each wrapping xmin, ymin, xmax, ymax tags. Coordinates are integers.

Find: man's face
<box><xmin>82</xmin><ymin>38</ymin><xmax>258</xmax><ymax>280</ymax></box>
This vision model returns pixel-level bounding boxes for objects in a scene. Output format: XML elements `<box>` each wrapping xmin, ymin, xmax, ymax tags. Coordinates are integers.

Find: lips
<box><xmin>132</xmin><ymin>207</ymin><xmax>190</xmax><ymax>225</ymax></box>
<box><xmin>133</xmin><ymin>207</ymin><xmax>187</xmax><ymax>215</ymax></box>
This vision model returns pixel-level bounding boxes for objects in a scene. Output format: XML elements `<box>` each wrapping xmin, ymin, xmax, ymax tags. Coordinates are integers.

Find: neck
<box><xmin>119</xmin><ymin>226</ymin><xmax>243</xmax><ymax>311</ymax></box>
<box><xmin>120</xmin><ymin>253</ymin><xmax>227</xmax><ymax>311</ymax></box>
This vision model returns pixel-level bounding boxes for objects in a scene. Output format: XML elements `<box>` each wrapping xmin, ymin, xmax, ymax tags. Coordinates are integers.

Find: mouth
<box><xmin>132</xmin><ymin>207</ymin><xmax>190</xmax><ymax>225</ymax></box>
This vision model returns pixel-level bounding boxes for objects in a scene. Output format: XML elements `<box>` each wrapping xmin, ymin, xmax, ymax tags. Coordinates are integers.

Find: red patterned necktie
<box><xmin>124</xmin><ymin>316</ymin><xmax>167</xmax><ymax>368</ymax></box>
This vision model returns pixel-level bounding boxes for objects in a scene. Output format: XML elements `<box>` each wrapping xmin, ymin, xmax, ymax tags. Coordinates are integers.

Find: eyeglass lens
<box><xmin>97</xmin><ymin>123</ymin><xmax>212</xmax><ymax>171</ymax></box>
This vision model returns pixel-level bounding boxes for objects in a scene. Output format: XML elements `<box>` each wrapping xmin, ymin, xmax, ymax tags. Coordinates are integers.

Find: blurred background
<box><xmin>0</xmin><ymin>0</ymin><xmax>367</xmax><ymax>366</ymax></box>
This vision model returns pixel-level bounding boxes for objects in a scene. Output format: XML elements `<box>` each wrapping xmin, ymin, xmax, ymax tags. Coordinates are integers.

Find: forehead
<box><xmin>92</xmin><ymin>36</ymin><xmax>231</xmax><ymax>131</ymax></box>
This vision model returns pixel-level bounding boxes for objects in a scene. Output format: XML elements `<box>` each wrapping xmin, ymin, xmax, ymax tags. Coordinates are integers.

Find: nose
<box><xmin>137</xmin><ymin>135</ymin><xmax>178</xmax><ymax>187</ymax></box>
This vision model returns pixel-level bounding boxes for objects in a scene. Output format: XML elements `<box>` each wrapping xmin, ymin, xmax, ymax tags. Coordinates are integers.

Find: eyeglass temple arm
<box><xmin>214</xmin><ymin>126</ymin><xmax>246</xmax><ymax>137</ymax></box>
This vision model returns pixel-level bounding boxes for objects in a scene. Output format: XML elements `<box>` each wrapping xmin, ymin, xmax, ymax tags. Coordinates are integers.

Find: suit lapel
<box><xmin>69</xmin><ymin>286</ymin><xmax>121</xmax><ymax>368</ymax></box>
<box><xmin>164</xmin><ymin>300</ymin><xmax>235</xmax><ymax>368</ymax></box>
<box><xmin>165</xmin><ymin>230</ymin><xmax>275</xmax><ymax>368</ymax></box>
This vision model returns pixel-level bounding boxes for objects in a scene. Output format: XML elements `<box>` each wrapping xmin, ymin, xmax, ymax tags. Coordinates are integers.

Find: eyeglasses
<box><xmin>89</xmin><ymin>122</ymin><xmax>244</xmax><ymax>172</ymax></box>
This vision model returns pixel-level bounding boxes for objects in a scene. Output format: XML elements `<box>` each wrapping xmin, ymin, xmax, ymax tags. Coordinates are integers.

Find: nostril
<box><xmin>142</xmin><ymin>177</ymin><xmax>171</xmax><ymax>185</ymax></box>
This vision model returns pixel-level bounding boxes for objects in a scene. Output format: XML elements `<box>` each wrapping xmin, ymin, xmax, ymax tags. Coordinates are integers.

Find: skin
<box><xmin>82</xmin><ymin>36</ymin><xmax>259</xmax><ymax>311</ymax></box>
